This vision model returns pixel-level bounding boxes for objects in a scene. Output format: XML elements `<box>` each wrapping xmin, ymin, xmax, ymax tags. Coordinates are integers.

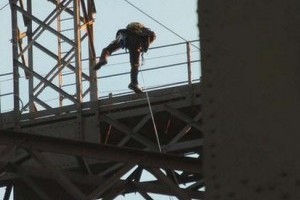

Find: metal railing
<box><xmin>94</xmin><ymin>39</ymin><xmax>201</xmax><ymax>98</ymax></box>
<box><xmin>0</xmin><ymin>40</ymin><xmax>201</xmax><ymax>113</ymax></box>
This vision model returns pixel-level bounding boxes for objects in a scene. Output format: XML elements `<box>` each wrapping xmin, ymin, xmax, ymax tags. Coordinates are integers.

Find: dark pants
<box><xmin>100</xmin><ymin>34</ymin><xmax>143</xmax><ymax>85</ymax></box>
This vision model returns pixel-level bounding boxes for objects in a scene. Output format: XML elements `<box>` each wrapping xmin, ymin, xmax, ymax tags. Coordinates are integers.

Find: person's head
<box><xmin>126</xmin><ymin>22</ymin><xmax>145</xmax><ymax>34</ymax></box>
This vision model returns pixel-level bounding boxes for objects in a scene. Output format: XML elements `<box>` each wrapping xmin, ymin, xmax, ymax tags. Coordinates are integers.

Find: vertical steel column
<box><xmin>74</xmin><ymin>0</ymin><xmax>84</xmax><ymax>140</ymax></box>
<box><xmin>87</xmin><ymin>0</ymin><xmax>100</xmax><ymax>142</ymax></box>
<box><xmin>57</xmin><ymin>0</ymin><xmax>63</xmax><ymax>107</ymax></box>
<box><xmin>74</xmin><ymin>0</ymin><xmax>82</xmax><ymax>103</ymax></box>
<box><xmin>88</xmin><ymin>0</ymin><xmax>98</xmax><ymax>102</ymax></box>
<box><xmin>186</xmin><ymin>42</ymin><xmax>192</xmax><ymax>85</ymax></box>
<box><xmin>27</xmin><ymin>0</ymin><xmax>35</xmax><ymax>113</ymax></box>
<box><xmin>10</xmin><ymin>0</ymin><xmax>21</xmax><ymax>130</ymax></box>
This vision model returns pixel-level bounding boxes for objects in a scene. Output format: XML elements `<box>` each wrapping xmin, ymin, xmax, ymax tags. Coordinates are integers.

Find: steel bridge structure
<box><xmin>2</xmin><ymin>0</ymin><xmax>299</xmax><ymax>200</ymax></box>
<box><xmin>0</xmin><ymin>0</ymin><xmax>202</xmax><ymax>199</ymax></box>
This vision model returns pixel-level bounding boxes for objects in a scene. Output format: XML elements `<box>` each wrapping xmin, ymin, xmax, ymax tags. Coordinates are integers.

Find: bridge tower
<box><xmin>0</xmin><ymin>1</ymin><xmax>202</xmax><ymax>199</ymax></box>
<box><xmin>10</xmin><ymin>0</ymin><xmax>98</xmax><ymax>129</ymax></box>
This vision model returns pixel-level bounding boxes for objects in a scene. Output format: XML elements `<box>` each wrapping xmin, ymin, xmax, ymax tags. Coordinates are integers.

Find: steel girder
<box><xmin>0</xmin><ymin>83</ymin><xmax>203</xmax><ymax>199</ymax></box>
<box><xmin>0</xmin><ymin>129</ymin><xmax>203</xmax><ymax>199</ymax></box>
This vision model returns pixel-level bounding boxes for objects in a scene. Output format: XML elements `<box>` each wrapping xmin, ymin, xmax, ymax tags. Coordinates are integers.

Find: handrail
<box><xmin>78</xmin><ymin>39</ymin><xmax>200</xmax><ymax>60</ymax></box>
<box><xmin>109</xmin><ymin>39</ymin><xmax>200</xmax><ymax>57</ymax></box>
<box><xmin>64</xmin><ymin>40</ymin><xmax>200</xmax><ymax>89</ymax></box>
<box><xmin>95</xmin><ymin>39</ymin><xmax>200</xmax><ymax>97</ymax></box>
<box><xmin>0</xmin><ymin>40</ymin><xmax>201</xmax><ymax>113</ymax></box>
<box><xmin>97</xmin><ymin>60</ymin><xmax>200</xmax><ymax>80</ymax></box>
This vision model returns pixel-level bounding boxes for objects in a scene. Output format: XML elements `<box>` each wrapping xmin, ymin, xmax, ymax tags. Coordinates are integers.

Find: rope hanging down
<box><xmin>141</xmin><ymin>68</ymin><xmax>181</xmax><ymax>199</ymax></box>
<box><xmin>140</xmin><ymin>68</ymin><xmax>162</xmax><ymax>152</ymax></box>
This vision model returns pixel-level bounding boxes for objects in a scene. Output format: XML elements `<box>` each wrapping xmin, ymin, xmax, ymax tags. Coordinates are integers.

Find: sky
<box><xmin>0</xmin><ymin>0</ymin><xmax>199</xmax><ymax>199</ymax></box>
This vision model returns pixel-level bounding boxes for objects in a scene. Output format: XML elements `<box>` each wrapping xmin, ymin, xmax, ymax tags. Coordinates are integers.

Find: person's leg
<box><xmin>128</xmin><ymin>49</ymin><xmax>143</xmax><ymax>93</ymax></box>
<box><xmin>94</xmin><ymin>40</ymin><xmax>121</xmax><ymax>70</ymax></box>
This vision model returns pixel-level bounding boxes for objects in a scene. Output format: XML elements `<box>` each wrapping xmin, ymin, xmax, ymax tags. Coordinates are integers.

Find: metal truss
<box><xmin>6</xmin><ymin>0</ymin><xmax>203</xmax><ymax>199</ymax></box>
<box><xmin>0</xmin><ymin>84</ymin><xmax>203</xmax><ymax>199</ymax></box>
<box><xmin>9</xmin><ymin>0</ymin><xmax>97</xmax><ymax>123</ymax></box>
<box><xmin>0</xmin><ymin>128</ymin><xmax>203</xmax><ymax>199</ymax></box>
<box><xmin>95</xmin><ymin>87</ymin><xmax>203</xmax><ymax>199</ymax></box>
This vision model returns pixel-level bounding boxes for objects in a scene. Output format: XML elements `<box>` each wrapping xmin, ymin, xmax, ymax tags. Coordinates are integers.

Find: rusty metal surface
<box><xmin>199</xmin><ymin>1</ymin><xmax>300</xmax><ymax>199</ymax></box>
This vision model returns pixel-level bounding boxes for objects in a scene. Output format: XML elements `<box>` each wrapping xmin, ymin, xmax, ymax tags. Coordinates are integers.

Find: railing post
<box><xmin>186</xmin><ymin>42</ymin><xmax>192</xmax><ymax>85</ymax></box>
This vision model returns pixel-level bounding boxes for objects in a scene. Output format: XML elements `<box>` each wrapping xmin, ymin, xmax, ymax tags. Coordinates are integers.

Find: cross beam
<box><xmin>0</xmin><ymin>130</ymin><xmax>202</xmax><ymax>173</ymax></box>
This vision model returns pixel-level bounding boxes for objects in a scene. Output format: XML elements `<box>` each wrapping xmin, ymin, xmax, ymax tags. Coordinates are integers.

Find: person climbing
<box><xmin>94</xmin><ymin>22</ymin><xmax>156</xmax><ymax>93</ymax></box>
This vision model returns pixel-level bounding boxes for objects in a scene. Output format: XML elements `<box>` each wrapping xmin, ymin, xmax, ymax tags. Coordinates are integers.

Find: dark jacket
<box><xmin>116</xmin><ymin>28</ymin><xmax>156</xmax><ymax>52</ymax></box>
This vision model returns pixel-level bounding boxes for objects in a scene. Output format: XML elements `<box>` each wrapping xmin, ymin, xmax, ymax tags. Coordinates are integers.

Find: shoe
<box><xmin>93</xmin><ymin>59</ymin><xmax>107</xmax><ymax>70</ymax></box>
<box><xmin>128</xmin><ymin>83</ymin><xmax>143</xmax><ymax>93</ymax></box>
